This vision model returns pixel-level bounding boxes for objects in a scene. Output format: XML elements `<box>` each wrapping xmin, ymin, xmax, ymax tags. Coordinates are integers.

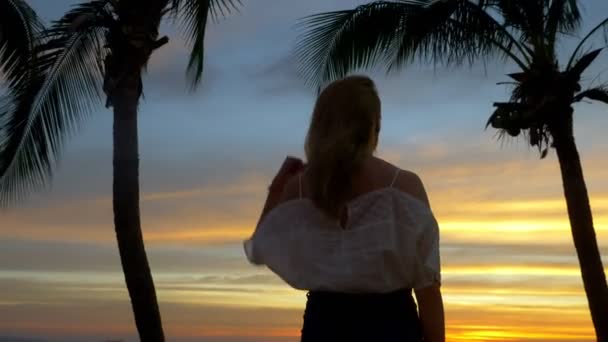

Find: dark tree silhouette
<box><xmin>295</xmin><ymin>1</ymin><xmax>608</xmax><ymax>340</ymax></box>
<box><xmin>0</xmin><ymin>0</ymin><xmax>240</xmax><ymax>341</ymax></box>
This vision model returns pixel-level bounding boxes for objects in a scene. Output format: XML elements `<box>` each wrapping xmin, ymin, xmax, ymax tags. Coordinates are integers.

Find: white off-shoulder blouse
<box><xmin>244</xmin><ymin>185</ymin><xmax>441</xmax><ymax>293</ymax></box>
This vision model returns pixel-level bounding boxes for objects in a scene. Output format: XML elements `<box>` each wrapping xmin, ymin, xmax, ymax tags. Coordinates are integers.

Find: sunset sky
<box><xmin>1</xmin><ymin>0</ymin><xmax>608</xmax><ymax>341</ymax></box>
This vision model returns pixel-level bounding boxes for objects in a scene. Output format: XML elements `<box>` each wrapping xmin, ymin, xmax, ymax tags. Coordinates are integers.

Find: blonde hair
<box><xmin>304</xmin><ymin>75</ymin><xmax>381</xmax><ymax>219</ymax></box>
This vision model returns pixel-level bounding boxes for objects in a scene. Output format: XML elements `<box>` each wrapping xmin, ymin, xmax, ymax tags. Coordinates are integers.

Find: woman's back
<box><xmin>245</xmin><ymin>156</ymin><xmax>441</xmax><ymax>293</ymax></box>
<box><xmin>286</xmin><ymin>156</ymin><xmax>430</xmax><ymax>208</ymax></box>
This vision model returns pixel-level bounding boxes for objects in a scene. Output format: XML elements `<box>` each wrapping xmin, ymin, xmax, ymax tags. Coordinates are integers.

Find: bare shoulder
<box><xmin>373</xmin><ymin>158</ymin><xmax>429</xmax><ymax>206</ymax></box>
<box><xmin>394</xmin><ymin>169</ymin><xmax>429</xmax><ymax>206</ymax></box>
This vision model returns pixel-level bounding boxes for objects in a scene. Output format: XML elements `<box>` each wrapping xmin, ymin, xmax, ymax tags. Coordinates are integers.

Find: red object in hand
<box><xmin>269</xmin><ymin>156</ymin><xmax>305</xmax><ymax>193</ymax></box>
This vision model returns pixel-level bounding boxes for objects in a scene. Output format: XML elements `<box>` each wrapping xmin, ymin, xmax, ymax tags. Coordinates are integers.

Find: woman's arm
<box><xmin>394</xmin><ymin>169</ymin><xmax>445</xmax><ymax>341</ymax></box>
<box><xmin>254</xmin><ymin>156</ymin><xmax>304</xmax><ymax>228</ymax></box>
<box><xmin>415</xmin><ymin>284</ymin><xmax>445</xmax><ymax>342</ymax></box>
<box><xmin>255</xmin><ymin>186</ymin><xmax>286</xmax><ymax>227</ymax></box>
<box><xmin>245</xmin><ymin>157</ymin><xmax>304</xmax><ymax>264</ymax></box>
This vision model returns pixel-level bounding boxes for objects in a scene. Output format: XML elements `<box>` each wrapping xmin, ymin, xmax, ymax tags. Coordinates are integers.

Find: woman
<box><xmin>244</xmin><ymin>75</ymin><xmax>444</xmax><ymax>342</ymax></box>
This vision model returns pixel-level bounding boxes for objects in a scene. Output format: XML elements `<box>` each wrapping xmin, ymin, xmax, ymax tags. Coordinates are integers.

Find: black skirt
<box><xmin>301</xmin><ymin>288</ymin><xmax>422</xmax><ymax>342</ymax></box>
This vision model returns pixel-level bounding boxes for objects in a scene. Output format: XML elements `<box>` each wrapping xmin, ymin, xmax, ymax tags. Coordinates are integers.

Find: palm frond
<box><xmin>208</xmin><ymin>0</ymin><xmax>240</xmax><ymax>19</ymax></box>
<box><xmin>388</xmin><ymin>0</ymin><xmax>478</xmax><ymax>71</ymax></box>
<box><xmin>177</xmin><ymin>0</ymin><xmax>211</xmax><ymax>89</ymax></box>
<box><xmin>492</xmin><ymin>0</ymin><xmax>545</xmax><ymax>47</ymax></box>
<box><xmin>574</xmin><ymin>86</ymin><xmax>608</xmax><ymax>104</ymax></box>
<box><xmin>545</xmin><ymin>0</ymin><xmax>581</xmax><ymax>57</ymax></box>
<box><xmin>295</xmin><ymin>1</ymin><xmax>532</xmax><ymax>89</ymax></box>
<box><xmin>389</xmin><ymin>0</ymin><xmax>531</xmax><ymax>71</ymax></box>
<box><xmin>295</xmin><ymin>1</ymin><xmax>415</xmax><ymax>88</ymax></box>
<box><xmin>567</xmin><ymin>48</ymin><xmax>602</xmax><ymax>77</ymax></box>
<box><xmin>567</xmin><ymin>16</ymin><xmax>608</xmax><ymax>70</ymax></box>
<box><xmin>173</xmin><ymin>0</ymin><xmax>240</xmax><ymax>19</ymax></box>
<box><xmin>175</xmin><ymin>0</ymin><xmax>241</xmax><ymax>88</ymax></box>
<box><xmin>0</xmin><ymin>0</ymin><xmax>44</xmax><ymax>87</ymax></box>
<box><xmin>0</xmin><ymin>0</ymin><xmax>111</xmax><ymax>206</ymax></box>
<box><xmin>546</xmin><ymin>0</ymin><xmax>581</xmax><ymax>37</ymax></box>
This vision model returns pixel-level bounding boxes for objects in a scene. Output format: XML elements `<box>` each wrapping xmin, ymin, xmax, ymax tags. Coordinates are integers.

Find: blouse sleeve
<box><xmin>243</xmin><ymin>238</ymin><xmax>262</xmax><ymax>265</ymax></box>
<box><xmin>413</xmin><ymin>212</ymin><xmax>441</xmax><ymax>289</ymax></box>
<box><xmin>243</xmin><ymin>217</ymin><xmax>291</xmax><ymax>268</ymax></box>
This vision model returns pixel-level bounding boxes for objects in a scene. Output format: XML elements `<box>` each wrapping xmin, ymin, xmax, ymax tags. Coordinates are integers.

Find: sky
<box><xmin>1</xmin><ymin>0</ymin><xmax>608</xmax><ymax>341</ymax></box>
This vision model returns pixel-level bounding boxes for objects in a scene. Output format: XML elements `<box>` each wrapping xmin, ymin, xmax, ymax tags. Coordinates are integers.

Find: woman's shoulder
<box><xmin>369</xmin><ymin>156</ymin><xmax>430</xmax><ymax>207</ymax></box>
<box><xmin>369</xmin><ymin>156</ymin><xmax>418</xmax><ymax>178</ymax></box>
<box><xmin>276</xmin><ymin>156</ymin><xmax>430</xmax><ymax>207</ymax></box>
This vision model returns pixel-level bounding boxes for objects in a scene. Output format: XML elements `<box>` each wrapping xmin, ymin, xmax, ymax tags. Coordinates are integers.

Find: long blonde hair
<box><xmin>305</xmin><ymin>75</ymin><xmax>381</xmax><ymax>219</ymax></box>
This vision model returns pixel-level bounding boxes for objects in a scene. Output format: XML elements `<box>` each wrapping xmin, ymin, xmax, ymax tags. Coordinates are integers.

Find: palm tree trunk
<box><xmin>113</xmin><ymin>88</ymin><xmax>165</xmax><ymax>342</ymax></box>
<box><xmin>552</xmin><ymin>115</ymin><xmax>608</xmax><ymax>342</ymax></box>
<box><xmin>105</xmin><ymin>2</ymin><xmax>169</xmax><ymax>341</ymax></box>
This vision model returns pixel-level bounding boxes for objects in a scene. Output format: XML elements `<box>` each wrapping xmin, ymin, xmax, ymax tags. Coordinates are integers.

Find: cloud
<box><xmin>3</xmin><ymin>134</ymin><xmax>608</xmax><ymax>248</ymax></box>
<box><xmin>0</xmin><ymin>274</ymin><xmax>302</xmax><ymax>340</ymax></box>
<box><xmin>0</xmin><ymin>274</ymin><xmax>597</xmax><ymax>341</ymax></box>
<box><xmin>0</xmin><ymin>337</ymin><xmax>49</xmax><ymax>342</ymax></box>
<box><xmin>244</xmin><ymin>54</ymin><xmax>309</xmax><ymax>96</ymax></box>
<box><xmin>0</xmin><ymin>240</ymin><xmax>252</xmax><ymax>273</ymax></box>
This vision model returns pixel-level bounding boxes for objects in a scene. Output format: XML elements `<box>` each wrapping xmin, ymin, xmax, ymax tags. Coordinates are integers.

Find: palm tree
<box><xmin>295</xmin><ymin>0</ymin><xmax>608</xmax><ymax>340</ymax></box>
<box><xmin>0</xmin><ymin>0</ymin><xmax>239</xmax><ymax>341</ymax></box>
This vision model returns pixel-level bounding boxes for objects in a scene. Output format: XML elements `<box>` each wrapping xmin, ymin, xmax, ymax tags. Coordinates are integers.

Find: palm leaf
<box><xmin>490</xmin><ymin>0</ymin><xmax>580</xmax><ymax>58</ymax></box>
<box><xmin>0</xmin><ymin>0</ymin><xmax>111</xmax><ymax>206</ymax></box>
<box><xmin>388</xmin><ymin>0</ymin><xmax>476</xmax><ymax>71</ymax></box>
<box><xmin>567</xmin><ymin>16</ymin><xmax>608</xmax><ymax>70</ymax></box>
<box><xmin>492</xmin><ymin>0</ymin><xmax>557</xmax><ymax>45</ymax></box>
<box><xmin>492</xmin><ymin>1</ymin><xmax>538</xmax><ymax>39</ymax></box>
<box><xmin>568</xmin><ymin>48</ymin><xmax>602</xmax><ymax>77</ymax></box>
<box><xmin>295</xmin><ymin>0</ymin><xmax>530</xmax><ymax>89</ymax></box>
<box><xmin>545</xmin><ymin>0</ymin><xmax>581</xmax><ymax>56</ymax></box>
<box><xmin>295</xmin><ymin>1</ymin><xmax>415</xmax><ymax>88</ymax></box>
<box><xmin>545</xmin><ymin>0</ymin><xmax>581</xmax><ymax>37</ymax></box>
<box><xmin>0</xmin><ymin>0</ymin><xmax>44</xmax><ymax>87</ymax></box>
<box><xmin>174</xmin><ymin>0</ymin><xmax>241</xmax><ymax>88</ymax></box>
<box><xmin>389</xmin><ymin>0</ymin><xmax>531</xmax><ymax>71</ymax></box>
<box><xmin>574</xmin><ymin>86</ymin><xmax>608</xmax><ymax>104</ymax></box>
